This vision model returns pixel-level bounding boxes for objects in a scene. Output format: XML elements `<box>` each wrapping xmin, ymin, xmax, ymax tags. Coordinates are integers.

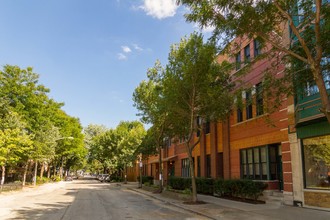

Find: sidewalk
<box><xmin>124</xmin><ymin>182</ymin><xmax>330</xmax><ymax>220</ymax></box>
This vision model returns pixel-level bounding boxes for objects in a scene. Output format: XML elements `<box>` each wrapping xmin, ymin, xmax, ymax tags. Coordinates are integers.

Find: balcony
<box><xmin>295</xmin><ymin>93</ymin><xmax>326</xmax><ymax>126</ymax></box>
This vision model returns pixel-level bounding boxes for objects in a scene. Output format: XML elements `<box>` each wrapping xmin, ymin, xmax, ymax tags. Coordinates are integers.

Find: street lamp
<box><xmin>138</xmin><ymin>153</ymin><xmax>143</xmax><ymax>188</ymax></box>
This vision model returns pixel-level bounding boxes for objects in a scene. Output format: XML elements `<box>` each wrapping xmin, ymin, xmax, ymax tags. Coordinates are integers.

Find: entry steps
<box><xmin>261</xmin><ymin>190</ymin><xmax>284</xmax><ymax>205</ymax></box>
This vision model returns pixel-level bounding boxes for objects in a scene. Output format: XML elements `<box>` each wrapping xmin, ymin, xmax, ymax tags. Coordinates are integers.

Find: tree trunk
<box><xmin>186</xmin><ymin>143</ymin><xmax>198</xmax><ymax>203</ymax></box>
<box><xmin>47</xmin><ymin>163</ymin><xmax>51</xmax><ymax>179</ymax></box>
<box><xmin>40</xmin><ymin>161</ymin><xmax>45</xmax><ymax>178</ymax></box>
<box><xmin>60</xmin><ymin>157</ymin><xmax>64</xmax><ymax>180</ymax></box>
<box><xmin>1</xmin><ymin>165</ymin><xmax>5</xmax><ymax>189</ymax></box>
<box><xmin>53</xmin><ymin>161</ymin><xmax>57</xmax><ymax>177</ymax></box>
<box><xmin>314</xmin><ymin>67</ymin><xmax>330</xmax><ymax>122</ymax></box>
<box><xmin>22</xmin><ymin>160</ymin><xmax>29</xmax><ymax>186</ymax></box>
<box><xmin>158</xmin><ymin>146</ymin><xmax>163</xmax><ymax>192</ymax></box>
<box><xmin>33</xmin><ymin>160</ymin><xmax>38</xmax><ymax>186</ymax></box>
<box><xmin>189</xmin><ymin>152</ymin><xmax>197</xmax><ymax>202</ymax></box>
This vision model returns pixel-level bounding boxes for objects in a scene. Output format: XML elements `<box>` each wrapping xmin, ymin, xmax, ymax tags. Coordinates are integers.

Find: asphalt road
<box><xmin>0</xmin><ymin>179</ymin><xmax>207</xmax><ymax>220</ymax></box>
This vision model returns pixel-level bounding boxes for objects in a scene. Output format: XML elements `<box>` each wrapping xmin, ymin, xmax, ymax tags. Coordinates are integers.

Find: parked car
<box><xmin>97</xmin><ymin>174</ymin><xmax>108</xmax><ymax>182</ymax></box>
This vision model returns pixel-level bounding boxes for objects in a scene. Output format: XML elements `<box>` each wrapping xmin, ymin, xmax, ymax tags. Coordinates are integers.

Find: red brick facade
<box><xmin>127</xmin><ymin>36</ymin><xmax>293</xmax><ymax>195</ymax></box>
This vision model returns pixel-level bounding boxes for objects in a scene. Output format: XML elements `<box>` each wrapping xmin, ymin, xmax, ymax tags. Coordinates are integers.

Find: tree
<box><xmin>133</xmin><ymin>61</ymin><xmax>171</xmax><ymax>192</ymax></box>
<box><xmin>115</xmin><ymin>121</ymin><xmax>146</xmax><ymax>181</ymax></box>
<box><xmin>162</xmin><ymin>33</ymin><xmax>233</xmax><ymax>202</ymax></box>
<box><xmin>178</xmin><ymin>0</ymin><xmax>330</xmax><ymax>122</ymax></box>
<box><xmin>0</xmin><ymin>65</ymin><xmax>59</xmax><ymax>185</ymax></box>
<box><xmin>0</xmin><ymin>101</ymin><xmax>33</xmax><ymax>187</ymax></box>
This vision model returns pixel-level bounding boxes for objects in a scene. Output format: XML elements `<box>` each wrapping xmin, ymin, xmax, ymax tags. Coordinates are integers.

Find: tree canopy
<box><xmin>178</xmin><ymin>0</ymin><xmax>330</xmax><ymax>122</ymax></box>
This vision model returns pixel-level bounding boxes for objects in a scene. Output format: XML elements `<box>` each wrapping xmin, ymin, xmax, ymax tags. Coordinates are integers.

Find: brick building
<box><xmin>128</xmin><ymin>17</ymin><xmax>330</xmax><ymax>210</ymax></box>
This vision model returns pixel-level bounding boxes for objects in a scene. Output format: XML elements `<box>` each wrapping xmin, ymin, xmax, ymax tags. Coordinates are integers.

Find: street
<box><xmin>0</xmin><ymin>179</ymin><xmax>206</xmax><ymax>220</ymax></box>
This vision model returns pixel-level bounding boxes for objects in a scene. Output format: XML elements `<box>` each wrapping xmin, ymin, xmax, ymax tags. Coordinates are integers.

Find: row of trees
<box><xmin>134</xmin><ymin>33</ymin><xmax>233</xmax><ymax>201</ymax></box>
<box><xmin>85</xmin><ymin>121</ymin><xmax>146</xmax><ymax>178</ymax></box>
<box><xmin>0</xmin><ymin>65</ymin><xmax>86</xmax><ymax>187</ymax></box>
<box><xmin>134</xmin><ymin>0</ymin><xmax>329</xmax><ymax>203</ymax></box>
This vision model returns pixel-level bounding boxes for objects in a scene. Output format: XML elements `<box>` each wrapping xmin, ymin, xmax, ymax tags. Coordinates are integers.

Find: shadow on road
<box><xmin>6</xmin><ymin>179</ymin><xmax>110</xmax><ymax>220</ymax></box>
<box><xmin>9</xmin><ymin>202</ymin><xmax>72</xmax><ymax>220</ymax></box>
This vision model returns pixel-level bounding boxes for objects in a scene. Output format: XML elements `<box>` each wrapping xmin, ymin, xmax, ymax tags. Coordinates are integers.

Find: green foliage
<box><xmin>51</xmin><ymin>175</ymin><xmax>61</xmax><ymax>182</ymax></box>
<box><xmin>179</xmin><ymin>0</ymin><xmax>330</xmax><ymax>121</ymax></box>
<box><xmin>168</xmin><ymin>177</ymin><xmax>267</xmax><ymax>200</ymax></box>
<box><xmin>87</xmin><ymin>121</ymin><xmax>146</xmax><ymax>174</ymax></box>
<box><xmin>168</xmin><ymin>176</ymin><xmax>191</xmax><ymax>190</ymax></box>
<box><xmin>36</xmin><ymin>176</ymin><xmax>51</xmax><ymax>185</ymax></box>
<box><xmin>137</xmin><ymin>175</ymin><xmax>154</xmax><ymax>184</ymax></box>
<box><xmin>214</xmin><ymin>179</ymin><xmax>268</xmax><ymax>200</ymax></box>
<box><xmin>0</xmin><ymin>65</ymin><xmax>85</xmax><ymax>183</ymax></box>
<box><xmin>111</xmin><ymin>176</ymin><xmax>123</xmax><ymax>182</ymax></box>
<box><xmin>168</xmin><ymin>176</ymin><xmax>214</xmax><ymax>195</ymax></box>
<box><xmin>196</xmin><ymin>178</ymin><xmax>214</xmax><ymax>195</ymax></box>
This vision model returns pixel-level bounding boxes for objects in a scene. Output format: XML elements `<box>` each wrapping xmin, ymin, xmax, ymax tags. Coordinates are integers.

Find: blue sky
<box><xmin>0</xmin><ymin>0</ymin><xmax>211</xmax><ymax>129</ymax></box>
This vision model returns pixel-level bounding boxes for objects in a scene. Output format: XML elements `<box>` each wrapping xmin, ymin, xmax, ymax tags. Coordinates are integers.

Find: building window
<box><xmin>256</xmin><ymin>83</ymin><xmax>264</xmax><ymax>116</ymax></box>
<box><xmin>244</xmin><ymin>44</ymin><xmax>251</xmax><ymax>62</ymax></box>
<box><xmin>237</xmin><ymin>108</ymin><xmax>243</xmax><ymax>123</ymax></box>
<box><xmin>254</xmin><ymin>39</ymin><xmax>262</xmax><ymax>57</ymax></box>
<box><xmin>204</xmin><ymin>121</ymin><xmax>211</xmax><ymax>134</ymax></box>
<box><xmin>236</xmin><ymin>53</ymin><xmax>241</xmax><ymax>70</ymax></box>
<box><xmin>246</xmin><ymin>91</ymin><xmax>253</xmax><ymax>119</ymax></box>
<box><xmin>217</xmin><ymin>153</ymin><xmax>224</xmax><ymax>178</ymax></box>
<box><xmin>206</xmin><ymin>154</ymin><xmax>211</xmax><ymax>178</ymax></box>
<box><xmin>240</xmin><ymin>145</ymin><xmax>279</xmax><ymax>180</ymax></box>
<box><xmin>181</xmin><ymin>158</ymin><xmax>190</xmax><ymax>177</ymax></box>
<box><xmin>197</xmin><ymin>156</ymin><xmax>201</xmax><ymax>177</ymax></box>
<box><xmin>303</xmin><ymin>57</ymin><xmax>330</xmax><ymax>97</ymax></box>
<box><xmin>164</xmin><ymin>137</ymin><xmax>172</xmax><ymax>147</ymax></box>
<box><xmin>303</xmin><ymin>135</ymin><xmax>330</xmax><ymax>190</ymax></box>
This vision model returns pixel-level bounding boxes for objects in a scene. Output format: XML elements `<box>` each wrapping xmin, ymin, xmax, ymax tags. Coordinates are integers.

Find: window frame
<box><xmin>236</xmin><ymin>52</ymin><xmax>241</xmax><ymax>70</ymax></box>
<box><xmin>246</xmin><ymin>91</ymin><xmax>253</xmax><ymax>119</ymax></box>
<box><xmin>244</xmin><ymin>44</ymin><xmax>251</xmax><ymax>62</ymax></box>
<box><xmin>254</xmin><ymin>39</ymin><xmax>262</xmax><ymax>57</ymax></box>
<box><xmin>240</xmin><ymin>145</ymin><xmax>279</xmax><ymax>181</ymax></box>
<box><xmin>256</xmin><ymin>83</ymin><xmax>264</xmax><ymax>116</ymax></box>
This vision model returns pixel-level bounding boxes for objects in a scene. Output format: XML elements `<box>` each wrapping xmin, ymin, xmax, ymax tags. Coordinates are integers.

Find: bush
<box><xmin>137</xmin><ymin>176</ymin><xmax>153</xmax><ymax>184</ymax></box>
<box><xmin>168</xmin><ymin>176</ymin><xmax>191</xmax><ymax>190</ymax></box>
<box><xmin>111</xmin><ymin>176</ymin><xmax>124</xmax><ymax>182</ymax></box>
<box><xmin>36</xmin><ymin>177</ymin><xmax>50</xmax><ymax>184</ymax></box>
<box><xmin>214</xmin><ymin>179</ymin><xmax>268</xmax><ymax>200</ymax></box>
<box><xmin>51</xmin><ymin>176</ymin><xmax>61</xmax><ymax>182</ymax></box>
<box><xmin>196</xmin><ymin>178</ymin><xmax>214</xmax><ymax>195</ymax></box>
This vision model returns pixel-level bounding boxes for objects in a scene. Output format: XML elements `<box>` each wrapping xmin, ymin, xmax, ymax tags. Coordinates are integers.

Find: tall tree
<box><xmin>178</xmin><ymin>0</ymin><xmax>330</xmax><ymax>122</ymax></box>
<box><xmin>0</xmin><ymin>103</ymin><xmax>33</xmax><ymax>187</ymax></box>
<box><xmin>133</xmin><ymin>61</ymin><xmax>170</xmax><ymax>192</ymax></box>
<box><xmin>162</xmin><ymin>33</ymin><xmax>233</xmax><ymax>202</ymax></box>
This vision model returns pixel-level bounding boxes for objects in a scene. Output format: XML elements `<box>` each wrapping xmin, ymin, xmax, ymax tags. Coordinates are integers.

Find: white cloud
<box><xmin>121</xmin><ymin>46</ymin><xmax>132</xmax><ymax>53</ymax></box>
<box><xmin>133</xmin><ymin>44</ymin><xmax>143</xmax><ymax>51</ymax></box>
<box><xmin>140</xmin><ymin>0</ymin><xmax>178</xmax><ymax>19</ymax></box>
<box><xmin>118</xmin><ymin>53</ymin><xmax>127</xmax><ymax>60</ymax></box>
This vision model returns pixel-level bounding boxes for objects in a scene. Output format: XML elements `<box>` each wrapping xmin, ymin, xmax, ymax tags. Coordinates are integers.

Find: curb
<box><xmin>127</xmin><ymin>187</ymin><xmax>216</xmax><ymax>220</ymax></box>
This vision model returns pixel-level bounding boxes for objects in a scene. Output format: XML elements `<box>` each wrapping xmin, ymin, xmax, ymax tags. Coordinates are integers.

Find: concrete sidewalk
<box><xmin>124</xmin><ymin>182</ymin><xmax>330</xmax><ymax>220</ymax></box>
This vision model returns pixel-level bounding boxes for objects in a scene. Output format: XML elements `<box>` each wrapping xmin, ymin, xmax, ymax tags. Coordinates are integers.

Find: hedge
<box><xmin>214</xmin><ymin>179</ymin><xmax>268</xmax><ymax>200</ymax></box>
<box><xmin>137</xmin><ymin>176</ymin><xmax>154</xmax><ymax>184</ymax></box>
<box><xmin>168</xmin><ymin>177</ymin><xmax>267</xmax><ymax>200</ymax></box>
<box><xmin>168</xmin><ymin>177</ymin><xmax>214</xmax><ymax>195</ymax></box>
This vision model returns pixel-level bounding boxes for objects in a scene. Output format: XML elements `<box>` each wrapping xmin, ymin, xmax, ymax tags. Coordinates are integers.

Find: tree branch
<box><xmin>273</xmin><ymin>1</ymin><xmax>314</xmax><ymax>65</ymax></box>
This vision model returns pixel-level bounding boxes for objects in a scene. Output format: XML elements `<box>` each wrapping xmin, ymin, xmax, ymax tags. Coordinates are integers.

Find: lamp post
<box><xmin>138</xmin><ymin>153</ymin><xmax>142</xmax><ymax>188</ymax></box>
